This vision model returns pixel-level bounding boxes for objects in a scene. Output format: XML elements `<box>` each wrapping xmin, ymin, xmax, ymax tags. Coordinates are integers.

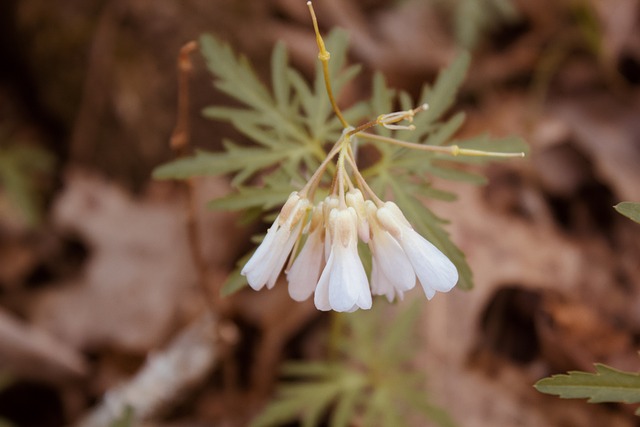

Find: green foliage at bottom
<box><xmin>251</xmin><ymin>301</ymin><xmax>457</xmax><ymax>427</ymax></box>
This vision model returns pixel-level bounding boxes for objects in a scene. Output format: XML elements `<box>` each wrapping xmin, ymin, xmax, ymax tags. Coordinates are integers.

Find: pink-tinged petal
<box><xmin>287</xmin><ymin>227</ymin><xmax>324</xmax><ymax>301</ymax></box>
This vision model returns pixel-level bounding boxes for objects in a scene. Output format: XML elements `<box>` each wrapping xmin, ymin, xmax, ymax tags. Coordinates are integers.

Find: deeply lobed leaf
<box><xmin>535</xmin><ymin>364</ymin><xmax>640</xmax><ymax>404</ymax></box>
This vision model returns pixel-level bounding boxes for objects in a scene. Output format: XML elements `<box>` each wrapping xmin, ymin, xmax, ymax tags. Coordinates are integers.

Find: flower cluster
<box><xmin>239</xmin><ymin>2</ymin><xmax>525</xmax><ymax>311</ymax></box>
<box><xmin>241</xmin><ymin>182</ymin><xmax>459</xmax><ymax>312</ymax></box>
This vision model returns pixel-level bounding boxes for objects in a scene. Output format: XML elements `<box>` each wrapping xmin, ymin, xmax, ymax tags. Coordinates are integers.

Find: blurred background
<box><xmin>0</xmin><ymin>0</ymin><xmax>639</xmax><ymax>426</ymax></box>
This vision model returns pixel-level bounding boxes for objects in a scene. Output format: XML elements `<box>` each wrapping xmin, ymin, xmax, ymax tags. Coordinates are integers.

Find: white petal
<box><xmin>314</xmin><ymin>251</ymin><xmax>333</xmax><ymax>311</ymax></box>
<box><xmin>328</xmin><ymin>243</ymin><xmax>371</xmax><ymax>311</ymax></box>
<box><xmin>287</xmin><ymin>228</ymin><xmax>324</xmax><ymax>301</ymax></box>
<box><xmin>376</xmin><ymin>201</ymin><xmax>457</xmax><ymax>299</ymax></box>
<box><xmin>400</xmin><ymin>229</ymin><xmax>458</xmax><ymax>298</ymax></box>
<box><xmin>315</xmin><ymin>207</ymin><xmax>372</xmax><ymax>312</ymax></box>
<box><xmin>370</xmin><ymin>228</ymin><xmax>416</xmax><ymax>293</ymax></box>
<box><xmin>370</xmin><ymin>258</ymin><xmax>389</xmax><ymax>299</ymax></box>
<box><xmin>266</xmin><ymin>221</ymin><xmax>303</xmax><ymax>289</ymax></box>
<box><xmin>241</xmin><ymin>218</ymin><xmax>282</xmax><ymax>290</ymax></box>
<box><xmin>241</xmin><ymin>193</ymin><xmax>310</xmax><ymax>291</ymax></box>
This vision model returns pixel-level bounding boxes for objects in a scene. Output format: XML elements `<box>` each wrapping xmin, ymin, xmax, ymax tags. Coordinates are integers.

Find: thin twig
<box><xmin>76</xmin><ymin>314</ymin><xmax>219</xmax><ymax>427</ymax></box>
<box><xmin>170</xmin><ymin>41</ymin><xmax>218</xmax><ymax>315</ymax></box>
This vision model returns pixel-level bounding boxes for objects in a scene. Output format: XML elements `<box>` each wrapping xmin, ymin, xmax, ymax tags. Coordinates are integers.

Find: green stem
<box><xmin>359</xmin><ymin>132</ymin><xmax>526</xmax><ymax>158</ymax></box>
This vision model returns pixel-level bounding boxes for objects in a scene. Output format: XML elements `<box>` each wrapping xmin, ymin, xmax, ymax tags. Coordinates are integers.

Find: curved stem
<box><xmin>345</xmin><ymin>150</ymin><xmax>383</xmax><ymax>206</ymax></box>
<box><xmin>300</xmin><ymin>140</ymin><xmax>342</xmax><ymax>199</ymax></box>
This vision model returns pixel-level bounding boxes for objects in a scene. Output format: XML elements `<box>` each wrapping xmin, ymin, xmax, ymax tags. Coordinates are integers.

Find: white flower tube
<box><xmin>286</xmin><ymin>204</ymin><xmax>325</xmax><ymax>301</ymax></box>
<box><xmin>346</xmin><ymin>189</ymin><xmax>370</xmax><ymax>243</ymax></box>
<box><xmin>322</xmin><ymin>195</ymin><xmax>339</xmax><ymax>261</ymax></box>
<box><xmin>241</xmin><ymin>192</ymin><xmax>310</xmax><ymax>290</ymax></box>
<box><xmin>376</xmin><ymin>201</ymin><xmax>458</xmax><ymax>299</ymax></box>
<box><xmin>314</xmin><ymin>207</ymin><xmax>372</xmax><ymax>312</ymax></box>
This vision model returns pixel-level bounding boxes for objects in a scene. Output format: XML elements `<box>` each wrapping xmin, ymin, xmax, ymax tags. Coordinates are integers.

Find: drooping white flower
<box><xmin>287</xmin><ymin>204</ymin><xmax>325</xmax><ymax>301</ymax></box>
<box><xmin>241</xmin><ymin>192</ymin><xmax>310</xmax><ymax>290</ymax></box>
<box><xmin>365</xmin><ymin>201</ymin><xmax>416</xmax><ymax>302</ymax></box>
<box><xmin>376</xmin><ymin>201</ymin><xmax>458</xmax><ymax>299</ymax></box>
<box><xmin>314</xmin><ymin>207</ymin><xmax>372</xmax><ymax>312</ymax></box>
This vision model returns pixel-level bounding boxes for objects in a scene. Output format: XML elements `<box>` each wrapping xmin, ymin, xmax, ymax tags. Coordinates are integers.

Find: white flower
<box><xmin>345</xmin><ymin>189</ymin><xmax>370</xmax><ymax>243</ymax></box>
<box><xmin>241</xmin><ymin>192</ymin><xmax>310</xmax><ymax>290</ymax></box>
<box><xmin>314</xmin><ymin>207</ymin><xmax>372</xmax><ymax>312</ymax></box>
<box><xmin>322</xmin><ymin>195</ymin><xmax>339</xmax><ymax>261</ymax></box>
<box><xmin>376</xmin><ymin>201</ymin><xmax>458</xmax><ymax>299</ymax></box>
<box><xmin>286</xmin><ymin>204</ymin><xmax>325</xmax><ymax>301</ymax></box>
<box><xmin>365</xmin><ymin>201</ymin><xmax>416</xmax><ymax>302</ymax></box>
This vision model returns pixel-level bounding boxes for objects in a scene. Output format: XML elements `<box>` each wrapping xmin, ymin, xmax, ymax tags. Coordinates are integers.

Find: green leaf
<box><xmin>371</xmin><ymin>72</ymin><xmax>396</xmax><ymax>138</ymax></box>
<box><xmin>428</xmin><ymin>164</ymin><xmax>487</xmax><ymax>184</ymax></box>
<box><xmin>535</xmin><ymin>364</ymin><xmax>640</xmax><ymax>405</ymax></box>
<box><xmin>209</xmin><ymin>185</ymin><xmax>293</xmax><ymax>212</ymax></box>
<box><xmin>152</xmin><ymin>143</ymin><xmax>300</xmax><ymax>182</ymax></box>
<box><xmin>250</xmin><ymin>395</ymin><xmax>310</xmax><ymax>427</ymax></box>
<box><xmin>614</xmin><ymin>202</ymin><xmax>640</xmax><ymax>224</ymax></box>
<box><xmin>200</xmin><ymin>34</ymin><xmax>273</xmax><ymax>114</ymax></box>
<box><xmin>271</xmin><ymin>42</ymin><xmax>290</xmax><ymax>111</ymax></box>
<box><xmin>380</xmin><ymin>299</ymin><xmax>422</xmax><ymax>364</ymax></box>
<box><xmin>402</xmin><ymin>390</ymin><xmax>458</xmax><ymax>427</ymax></box>
<box><xmin>454</xmin><ymin>0</ymin><xmax>519</xmax><ymax>50</ymax></box>
<box><xmin>251</xmin><ymin>381</ymin><xmax>344</xmax><ymax>427</ymax></box>
<box><xmin>281</xmin><ymin>362</ymin><xmax>342</xmax><ymax>379</ymax></box>
<box><xmin>331</xmin><ymin>388</ymin><xmax>361</xmax><ymax>427</ymax></box>
<box><xmin>423</xmin><ymin>112</ymin><xmax>466</xmax><ymax>147</ymax></box>
<box><xmin>414</xmin><ymin>185</ymin><xmax>458</xmax><ymax>202</ymax></box>
<box><xmin>419</xmin><ymin>52</ymin><xmax>471</xmax><ymax>129</ymax></box>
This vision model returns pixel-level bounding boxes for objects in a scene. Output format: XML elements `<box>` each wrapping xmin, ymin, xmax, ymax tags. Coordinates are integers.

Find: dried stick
<box><xmin>171</xmin><ymin>40</ymin><xmax>240</xmax><ymax>404</ymax></box>
<box><xmin>76</xmin><ymin>314</ymin><xmax>219</xmax><ymax>427</ymax></box>
<box><xmin>170</xmin><ymin>41</ymin><xmax>218</xmax><ymax>314</ymax></box>
<box><xmin>77</xmin><ymin>44</ymin><xmax>242</xmax><ymax>427</ymax></box>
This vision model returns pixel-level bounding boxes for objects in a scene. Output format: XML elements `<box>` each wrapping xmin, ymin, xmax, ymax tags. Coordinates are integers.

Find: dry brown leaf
<box><xmin>0</xmin><ymin>308</ymin><xmax>87</xmax><ymax>384</ymax></box>
<box><xmin>30</xmin><ymin>171</ymin><xmax>238</xmax><ymax>353</ymax></box>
